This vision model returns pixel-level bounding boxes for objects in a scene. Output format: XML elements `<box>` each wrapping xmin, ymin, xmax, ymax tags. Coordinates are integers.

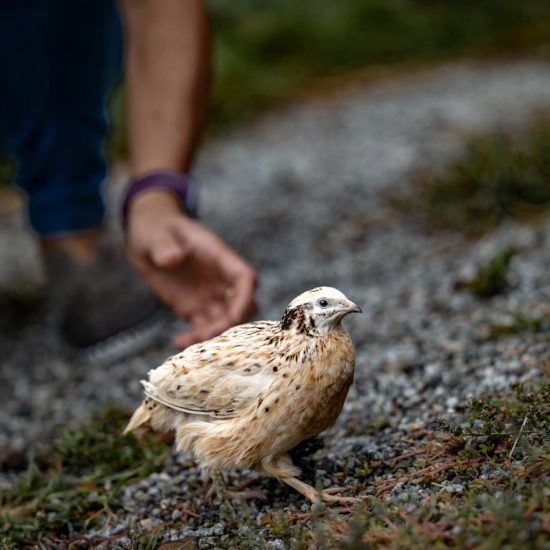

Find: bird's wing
<box><xmin>143</xmin><ymin>320</ymin><xmax>290</xmax><ymax>419</ymax></box>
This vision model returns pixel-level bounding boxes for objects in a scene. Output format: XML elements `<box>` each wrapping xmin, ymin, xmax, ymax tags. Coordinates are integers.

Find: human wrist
<box><xmin>121</xmin><ymin>170</ymin><xmax>197</xmax><ymax>228</ymax></box>
<box><xmin>128</xmin><ymin>189</ymin><xmax>182</xmax><ymax>221</ymax></box>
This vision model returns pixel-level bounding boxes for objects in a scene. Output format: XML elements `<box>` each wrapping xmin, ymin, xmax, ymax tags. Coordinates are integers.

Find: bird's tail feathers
<box><xmin>123</xmin><ymin>402</ymin><xmax>151</xmax><ymax>435</ymax></box>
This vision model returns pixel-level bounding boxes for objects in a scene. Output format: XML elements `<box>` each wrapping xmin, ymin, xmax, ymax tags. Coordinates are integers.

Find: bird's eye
<box><xmin>318</xmin><ymin>299</ymin><xmax>329</xmax><ymax>308</ymax></box>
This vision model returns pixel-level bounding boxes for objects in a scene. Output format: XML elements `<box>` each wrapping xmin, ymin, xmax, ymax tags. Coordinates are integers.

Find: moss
<box><xmin>2</xmin><ymin>382</ymin><xmax>549</xmax><ymax>547</ymax></box>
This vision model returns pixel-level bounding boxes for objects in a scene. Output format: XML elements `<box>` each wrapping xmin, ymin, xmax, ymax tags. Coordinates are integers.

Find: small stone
<box><xmin>446</xmin><ymin>396</ymin><xmax>459</xmax><ymax>411</ymax></box>
<box><xmin>148</xmin><ymin>486</ymin><xmax>160</xmax><ymax>497</ymax></box>
<box><xmin>398</xmin><ymin>492</ymin><xmax>409</xmax><ymax>502</ymax></box>
<box><xmin>311</xmin><ymin>501</ymin><xmax>326</xmax><ymax>515</ymax></box>
<box><xmin>391</xmin><ymin>482</ymin><xmax>404</xmax><ymax>494</ymax></box>
<box><xmin>140</xmin><ymin>517</ymin><xmax>156</xmax><ymax>529</ymax></box>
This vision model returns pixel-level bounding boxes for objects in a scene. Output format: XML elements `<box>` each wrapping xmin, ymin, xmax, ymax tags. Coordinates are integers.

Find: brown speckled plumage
<box><xmin>125</xmin><ymin>286</ymin><xmax>362</xmax><ymax>504</ymax></box>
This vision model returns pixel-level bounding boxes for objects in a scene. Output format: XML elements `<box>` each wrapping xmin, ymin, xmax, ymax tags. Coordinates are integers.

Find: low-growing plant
<box><xmin>306</xmin><ymin>380</ymin><xmax>550</xmax><ymax>548</ymax></box>
<box><xmin>0</xmin><ymin>405</ymin><xmax>168</xmax><ymax>547</ymax></box>
<box><xmin>400</xmin><ymin>118</ymin><xmax>550</xmax><ymax>236</ymax></box>
<box><xmin>461</xmin><ymin>246</ymin><xmax>517</xmax><ymax>298</ymax></box>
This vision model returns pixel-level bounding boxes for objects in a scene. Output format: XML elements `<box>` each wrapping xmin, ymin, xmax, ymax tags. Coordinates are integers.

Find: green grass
<box><xmin>212</xmin><ymin>0</ymin><xmax>550</xmax><ymax>125</ymax></box>
<box><xmin>206</xmin><ymin>0</ymin><xmax>550</xmax><ymax>124</ymax></box>
<box><xmin>0</xmin><ymin>405</ymin><xmax>168</xmax><ymax>548</ymax></box>
<box><xmin>397</xmin><ymin>116</ymin><xmax>550</xmax><ymax>236</ymax></box>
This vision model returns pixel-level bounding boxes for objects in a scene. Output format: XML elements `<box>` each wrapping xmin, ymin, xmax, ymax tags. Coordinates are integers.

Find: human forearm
<box><xmin>119</xmin><ymin>0</ymin><xmax>211</xmax><ymax>176</ymax></box>
<box><xmin>119</xmin><ymin>0</ymin><xmax>257</xmax><ymax>344</ymax></box>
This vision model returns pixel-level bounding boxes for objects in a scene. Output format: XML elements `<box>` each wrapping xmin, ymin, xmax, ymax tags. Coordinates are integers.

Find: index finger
<box><xmin>226</xmin><ymin>266</ymin><xmax>257</xmax><ymax>325</ymax></box>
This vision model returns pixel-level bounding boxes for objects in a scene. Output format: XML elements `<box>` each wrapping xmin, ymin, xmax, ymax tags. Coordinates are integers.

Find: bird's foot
<box><xmin>277</xmin><ymin>474</ymin><xmax>362</xmax><ymax>508</ymax></box>
<box><xmin>227</xmin><ymin>477</ymin><xmax>266</xmax><ymax>500</ymax></box>
<box><xmin>203</xmin><ymin>470</ymin><xmax>266</xmax><ymax>511</ymax></box>
<box><xmin>319</xmin><ymin>487</ymin><xmax>362</xmax><ymax>506</ymax></box>
<box><xmin>307</xmin><ymin>489</ymin><xmax>362</xmax><ymax>515</ymax></box>
<box><xmin>205</xmin><ymin>470</ymin><xmax>240</xmax><ymax>519</ymax></box>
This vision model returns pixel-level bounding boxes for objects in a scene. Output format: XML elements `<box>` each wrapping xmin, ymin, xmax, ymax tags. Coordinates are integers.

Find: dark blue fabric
<box><xmin>0</xmin><ymin>0</ymin><xmax>123</xmax><ymax>235</ymax></box>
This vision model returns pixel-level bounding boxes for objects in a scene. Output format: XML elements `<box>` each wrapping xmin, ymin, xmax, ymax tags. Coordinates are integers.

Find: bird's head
<box><xmin>281</xmin><ymin>287</ymin><xmax>362</xmax><ymax>334</ymax></box>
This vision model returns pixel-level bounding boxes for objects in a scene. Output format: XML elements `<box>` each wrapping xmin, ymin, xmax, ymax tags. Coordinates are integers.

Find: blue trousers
<box><xmin>0</xmin><ymin>0</ymin><xmax>122</xmax><ymax>235</ymax></box>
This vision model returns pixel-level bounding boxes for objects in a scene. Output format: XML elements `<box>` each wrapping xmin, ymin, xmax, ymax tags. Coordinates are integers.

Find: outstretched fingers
<box><xmin>225</xmin><ymin>265</ymin><xmax>258</xmax><ymax>326</ymax></box>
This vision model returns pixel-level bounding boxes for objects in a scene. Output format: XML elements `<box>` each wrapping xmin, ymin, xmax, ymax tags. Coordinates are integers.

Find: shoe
<box><xmin>45</xmin><ymin>234</ymin><xmax>169</xmax><ymax>364</ymax></box>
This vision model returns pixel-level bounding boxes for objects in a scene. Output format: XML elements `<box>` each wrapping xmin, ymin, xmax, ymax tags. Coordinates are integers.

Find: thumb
<box><xmin>148</xmin><ymin>230</ymin><xmax>188</xmax><ymax>268</ymax></box>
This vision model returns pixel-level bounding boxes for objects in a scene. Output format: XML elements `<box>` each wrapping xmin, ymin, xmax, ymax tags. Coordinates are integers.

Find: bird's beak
<box><xmin>344</xmin><ymin>299</ymin><xmax>362</xmax><ymax>314</ymax></box>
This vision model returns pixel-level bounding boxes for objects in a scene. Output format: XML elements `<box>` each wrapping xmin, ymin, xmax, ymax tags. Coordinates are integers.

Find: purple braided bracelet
<box><xmin>121</xmin><ymin>170</ymin><xmax>196</xmax><ymax>227</ymax></box>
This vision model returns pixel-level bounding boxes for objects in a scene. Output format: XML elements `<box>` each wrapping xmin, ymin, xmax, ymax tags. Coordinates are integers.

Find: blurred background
<box><xmin>0</xmin><ymin>0</ymin><xmax>549</xmax><ymax>174</ymax></box>
<box><xmin>111</xmin><ymin>0</ymin><xmax>550</xmax><ymax>155</ymax></box>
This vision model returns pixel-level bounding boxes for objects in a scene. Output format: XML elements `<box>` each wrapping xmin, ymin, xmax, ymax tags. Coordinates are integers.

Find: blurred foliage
<box><xmin>462</xmin><ymin>246</ymin><xmax>517</xmax><ymax>298</ymax></box>
<box><xmin>403</xmin><ymin>116</ymin><xmax>550</xmax><ymax>235</ymax></box>
<box><xmin>487</xmin><ymin>313</ymin><xmax>550</xmax><ymax>339</ymax></box>
<box><xmin>3</xmin><ymin>1</ymin><xmax>550</xmax><ymax>175</ymax></box>
<box><xmin>206</xmin><ymin>0</ymin><xmax>550</xmax><ymax>123</ymax></box>
<box><xmin>109</xmin><ymin>0</ymin><xmax>550</xmax><ymax>158</ymax></box>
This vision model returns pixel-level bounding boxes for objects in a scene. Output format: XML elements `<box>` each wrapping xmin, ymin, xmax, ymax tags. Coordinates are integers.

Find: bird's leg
<box><xmin>206</xmin><ymin>468</ymin><xmax>265</xmax><ymax>504</ymax></box>
<box><xmin>282</xmin><ymin>477</ymin><xmax>362</xmax><ymax>506</ymax></box>
<box><xmin>211</xmin><ymin>468</ymin><xmax>228</xmax><ymax>502</ymax></box>
<box><xmin>280</xmin><ymin>475</ymin><xmax>322</xmax><ymax>504</ymax></box>
<box><xmin>228</xmin><ymin>477</ymin><xmax>266</xmax><ymax>500</ymax></box>
<box><xmin>262</xmin><ymin>454</ymin><xmax>320</xmax><ymax>503</ymax></box>
<box><xmin>263</xmin><ymin>454</ymin><xmax>361</xmax><ymax>507</ymax></box>
<box><xmin>209</xmin><ymin>468</ymin><xmax>238</xmax><ymax>517</ymax></box>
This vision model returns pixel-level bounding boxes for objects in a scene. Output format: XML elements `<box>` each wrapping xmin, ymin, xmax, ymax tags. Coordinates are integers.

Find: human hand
<box><xmin>125</xmin><ymin>190</ymin><xmax>257</xmax><ymax>348</ymax></box>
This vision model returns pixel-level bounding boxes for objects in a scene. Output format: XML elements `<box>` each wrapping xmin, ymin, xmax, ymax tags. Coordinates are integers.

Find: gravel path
<box><xmin>1</xmin><ymin>59</ymin><xmax>550</xmax><ymax>547</ymax></box>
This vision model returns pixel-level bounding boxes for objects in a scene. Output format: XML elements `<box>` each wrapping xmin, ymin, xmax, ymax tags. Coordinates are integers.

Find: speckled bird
<box><xmin>124</xmin><ymin>286</ymin><xmax>362</xmax><ymax>504</ymax></box>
